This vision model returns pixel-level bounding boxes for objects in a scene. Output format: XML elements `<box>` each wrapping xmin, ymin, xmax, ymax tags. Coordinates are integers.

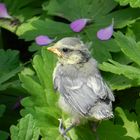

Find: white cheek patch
<box><xmin>68</xmin><ymin>54</ymin><xmax>82</xmax><ymax>64</ymax></box>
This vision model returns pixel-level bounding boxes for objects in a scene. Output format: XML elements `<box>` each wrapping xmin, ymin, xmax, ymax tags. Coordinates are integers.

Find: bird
<box><xmin>47</xmin><ymin>37</ymin><xmax>115</xmax><ymax>138</ymax></box>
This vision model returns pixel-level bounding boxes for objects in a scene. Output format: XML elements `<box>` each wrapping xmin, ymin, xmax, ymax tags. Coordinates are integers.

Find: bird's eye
<box><xmin>62</xmin><ymin>48</ymin><xmax>69</xmax><ymax>53</ymax></box>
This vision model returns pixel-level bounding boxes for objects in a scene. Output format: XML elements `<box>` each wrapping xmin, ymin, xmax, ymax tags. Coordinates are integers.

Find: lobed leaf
<box><xmin>115</xmin><ymin>0</ymin><xmax>140</xmax><ymax>8</ymax></box>
<box><xmin>45</xmin><ymin>0</ymin><xmax>117</xmax><ymax>21</ymax></box>
<box><xmin>0</xmin><ymin>49</ymin><xmax>22</xmax><ymax>91</ymax></box>
<box><xmin>19</xmin><ymin>48</ymin><xmax>62</xmax><ymax>138</ymax></box>
<box><xmin>116</xmin><ymin>107</ymin><xmax>140</xmax><ymax>139</ymax></box>
<box><xmin>114</xmin><ymin>32</ymin><xmax>140</xmax><ymax>66</ymax></box>
<box><xmin>10</xmin><ymin>114</ymin><xmax>40</xmax><ymax>140</ymax></box>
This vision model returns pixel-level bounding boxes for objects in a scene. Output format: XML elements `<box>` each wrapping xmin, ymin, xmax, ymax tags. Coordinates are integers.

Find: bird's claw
<box><xmin>58</xmin><ymin>118</ymin><xmax>71</xmax><ymax>140</ymax></box>
<box><xmin>58</xmin><ymin>118</ymin><xmax>65</xmax><ymax>134</ymax></box>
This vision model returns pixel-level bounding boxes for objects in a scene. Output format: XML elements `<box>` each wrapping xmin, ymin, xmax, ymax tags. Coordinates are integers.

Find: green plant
<box><xmin>0</xmin><ymin>0</ymin><xmax>140</xmax><ymax>139</ymax></box>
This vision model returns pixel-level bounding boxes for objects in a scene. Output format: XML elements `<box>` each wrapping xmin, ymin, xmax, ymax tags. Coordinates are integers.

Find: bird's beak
<box><xmin>47</xmin><ymin>46</ymin><xmax>62</xmax><ymax>57</ymax></box>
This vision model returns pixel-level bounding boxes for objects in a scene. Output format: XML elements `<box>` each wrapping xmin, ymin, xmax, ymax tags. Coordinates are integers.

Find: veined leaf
<box><xmin>102</xmin><ymin>73</ymin><xmax>133</xmax><ymax>90</ymax></box>
<box><xmin>10</xmin><ymin>114</ymin><xmax>40</xmax><ymax>140</ymax></box>
<box><xmin>116</xmin><ymin>107</ymin><xmax>140</xmax><ymax>139</ymax></box>
<box><xmin>114</xmin><ymin>32</ymin><xmax>140</xmax><ymax>66</ymax></box>
<box><xmin>19</xmin><ymin>48</ymin><xmax>61</xmax><ymax>139</ymax></box>
<box><xmin>46</xmin><ymin>0</ymin><xmax>117</xmax><ymax>21</ymax></box>
<box><xmin>19</xmin><ymin>74</ymin><xmax>47</xmax><ymax>106</ymax></box>
<box><xmin>115</xmin><ymin>0</ymin><xmax>140</xmax><ymax>8</ymax></box>
<box><xmin>0</xmin><ymin>49</ymin><xmax>22</xmax><ymax>91</ymax></box>
<box><xmin>99</xmin><ymin>59</ymin><xmax>140</xmax><ymax>84</ymax></box>
<box><xmin>0</xmin><ymin>66</ymin><xmax>23</xmax><ymax>84</ymax></box>
<box><xmin>16</xmin><ymin>19</ymin><xmax>73</xmax><ymax>41</ymax></box>
<box><xmin>98</xmin><ymin>121</ymin><xmax>134</xmax><ymax>140</ymax></box>
<box><xmin>130</xmin><ymin>21</ymin><xmax>140</xmax><ymax>42</ymax></box>
<box><xmin>32</xmin><ymin>48</ymin><xmax>56</xmax><ymax>89</ymax></box>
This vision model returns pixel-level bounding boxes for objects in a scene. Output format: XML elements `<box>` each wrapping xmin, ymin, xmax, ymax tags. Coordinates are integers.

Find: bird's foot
<box><xmin>92</xmin><ymin>121</ymin><xmax>101</xmax><ymax>140</ymax></box>
<box><xmin>58</xmin><ymin>118</ymin><xmax>78</xmax><ymax>140</ymax></box>
<box><xmin>92</xmin><ymin>121</ymin><xmax>101</xmax><ymax>132</ymax></box>
<box><xmin>58</xmin><ymin>118</ymin><xmax>71</xmax><ymax>140</ymax></box>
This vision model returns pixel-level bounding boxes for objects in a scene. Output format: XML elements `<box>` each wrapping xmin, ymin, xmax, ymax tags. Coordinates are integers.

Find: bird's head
<box><xmin>47</xmin><ymin>37</ymin><xmax>90</xmax><ymax>65</ymax></box>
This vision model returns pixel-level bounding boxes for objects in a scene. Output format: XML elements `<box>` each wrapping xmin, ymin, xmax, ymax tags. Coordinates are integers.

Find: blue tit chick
<box><xmin>47</xmin><ymin>37</ymin><xmax>115</xmax><ymax>137</ymax></box>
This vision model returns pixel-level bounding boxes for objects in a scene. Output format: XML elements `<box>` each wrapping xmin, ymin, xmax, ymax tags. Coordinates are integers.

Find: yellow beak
<box><xmin>47</xmin><ymin>47</ymin><xmax>62</xmax><ymax>57</ymax></box>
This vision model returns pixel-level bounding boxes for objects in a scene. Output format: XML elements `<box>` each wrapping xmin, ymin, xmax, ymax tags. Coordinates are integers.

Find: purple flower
<box><xmin>70</xmin><ymin>19</ymin><xmax>88</xmax><ymax>32</ymax></box>
<box><xmin>0</xmin><ymin>3</ymin><xmax>12</xmax><ymax>19</ymax></box>
<box><xmin>97</xmin><ymin>21</ymin><xmax>114</xmax><ymax>41</ymax></box>
<box><xmin>35</xmin><ymin>35</ymin><xmax>54</xmax><ymax>46</ymax></box>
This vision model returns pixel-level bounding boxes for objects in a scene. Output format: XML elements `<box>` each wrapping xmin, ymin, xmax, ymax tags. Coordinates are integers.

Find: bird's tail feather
<box><xmin>90</xmin><ymin>102</ymin><xmax>113</xmax><ymax>120</ymax></box>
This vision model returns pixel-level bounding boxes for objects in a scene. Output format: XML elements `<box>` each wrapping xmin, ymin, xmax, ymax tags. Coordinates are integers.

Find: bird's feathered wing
<box><xmin>53</xmin><ymin>59</ymin><xmax>115</xmax><ymax>119</ymax></box>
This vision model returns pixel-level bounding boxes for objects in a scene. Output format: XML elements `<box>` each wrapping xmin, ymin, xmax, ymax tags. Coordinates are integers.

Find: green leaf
<box><xmin>10</xmin><ymin>114</ymin><xmax>40</xmax><ymax>140</ymax></box>
<box><xmin>0</xmin><ymin>49</ymin><xmax>20</xmax><ymax>72</ymax></box>
<box><xmin>114</xmin><ymin>32</ymin><xmax>140</xmax><ymax>66</ymax></box>
<box><xmin>115</xmin><ymin>0</ymin><xmax>140</xmax><ymax>8</ymax></box>
<box><xmin>0</xmin><ymin>49</ymin><xmax>22</xmax><ymax>91</ymax></box>
<box><xmin>69</xmin><ymin>123</ymin><xmax>96</xmax><ymax>140</ymax></box>
<box><xmin>16</xmin><ymin>19</ymin><xmax>73</xmax><ymax>41</ymax></box>
<box><xmin>45</xmin><ymin>0</ymin><xmax>117</xmax><ymax>21</ymax></box>
<box><xmin>0</xmin><ymin>19</ymin><xmax>17</xmax><ymax>33</ymax></box>
<box><xmin>0</xmin><ymin>66</ymin><xmax>23</xmax><ymax>85</ymax></box>
<box><xmin>130</xmin><ymin>21</ymin><xmax>140</xmax><ymax>42</ymax></box>
<box><xmin>98</xmin><ymin>121</ymin><xmax>134</xmax><ymax>140</ymax></box>
<box><xmin>16</xmin><ymin>17</ymin><xmax>38</xmax><ymax>37</ymax></box>
<box><xmin>116</xmin><ymin>107</ymin><xmax>140</xmax><ymax>139</ymax></box>
<box><xmin>112</xmin><ymin>51</ymin><xmax>132</xmax><ymax>65</ymax></box>
<box><xmin>0</xmin><ymin>130</ymin><xmax>9</xmax><ymax>140</ymax></box>
<box><xmin>19</xmin><ymin>48</ymin><xmax>62</xmax><ymax>139</ymax></box>
<box><xmin>19</xmin><ymin>74</ymin><xmax>47</xmax><ymax>106</ymax></box>
<box><xmin>46</xmin><ymin>0</ymin><xmax>140</xmax><ymax>28</ymax></box>
<box><xmin>126</xmin><ymin>28</ymin><xmax>136</xmax><ymax>40</ymax></box>
<box><xmin>99</xmin><ymin>59</ymin><xmax>140</xmax><ymax>86</ymax></box>
<box><xmin>28</xmin><ymin>43</ymin><xmax>41</xmax><ymax>52</ymax></box>
<box><xmin>3</xmin><ymin>0</ymin><xmax>42</xmax><ymax>21</ymax></box>
<box><xmin>102</xmin><ymin>73</ymin><xmax>133</xmax><ymax>90</ymax></box>
<box><xmin>91</xmin><ymin>41</ymin><xmax>112</xmax><ymax>63</ymax></box>
<box><xmin>99</xmin><ymin>32</ymin><xmax>140</xmax><ymax>89</ymax></box>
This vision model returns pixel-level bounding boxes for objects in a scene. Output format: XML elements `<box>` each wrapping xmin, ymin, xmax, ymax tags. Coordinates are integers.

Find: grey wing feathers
<box><xmin>53</xmin><ymin>63</ymin><xmax>114</xmax><ymax>116</ymax></box>
<box><xmin>87</xmin><ymin>75</ymin><xmax>115</xmax><ymax>101</ymax></box>
<box><xmin>62</xmin><ymin>77</ymin><xmax>99</xmax><ymax>116</ymax></box>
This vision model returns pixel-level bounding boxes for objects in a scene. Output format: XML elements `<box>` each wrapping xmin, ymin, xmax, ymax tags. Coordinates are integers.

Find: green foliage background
<box><xmin>0</xmin><ymin>0</ymin><xmax>140</xmax><ymax>140</ymax></box>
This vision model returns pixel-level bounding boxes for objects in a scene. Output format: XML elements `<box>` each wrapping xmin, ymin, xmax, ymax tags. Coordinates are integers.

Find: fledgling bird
<box><xmin>47</xmin><ymin>37</ymin><xmax>115</xmax><ymax>137</ymax></box>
